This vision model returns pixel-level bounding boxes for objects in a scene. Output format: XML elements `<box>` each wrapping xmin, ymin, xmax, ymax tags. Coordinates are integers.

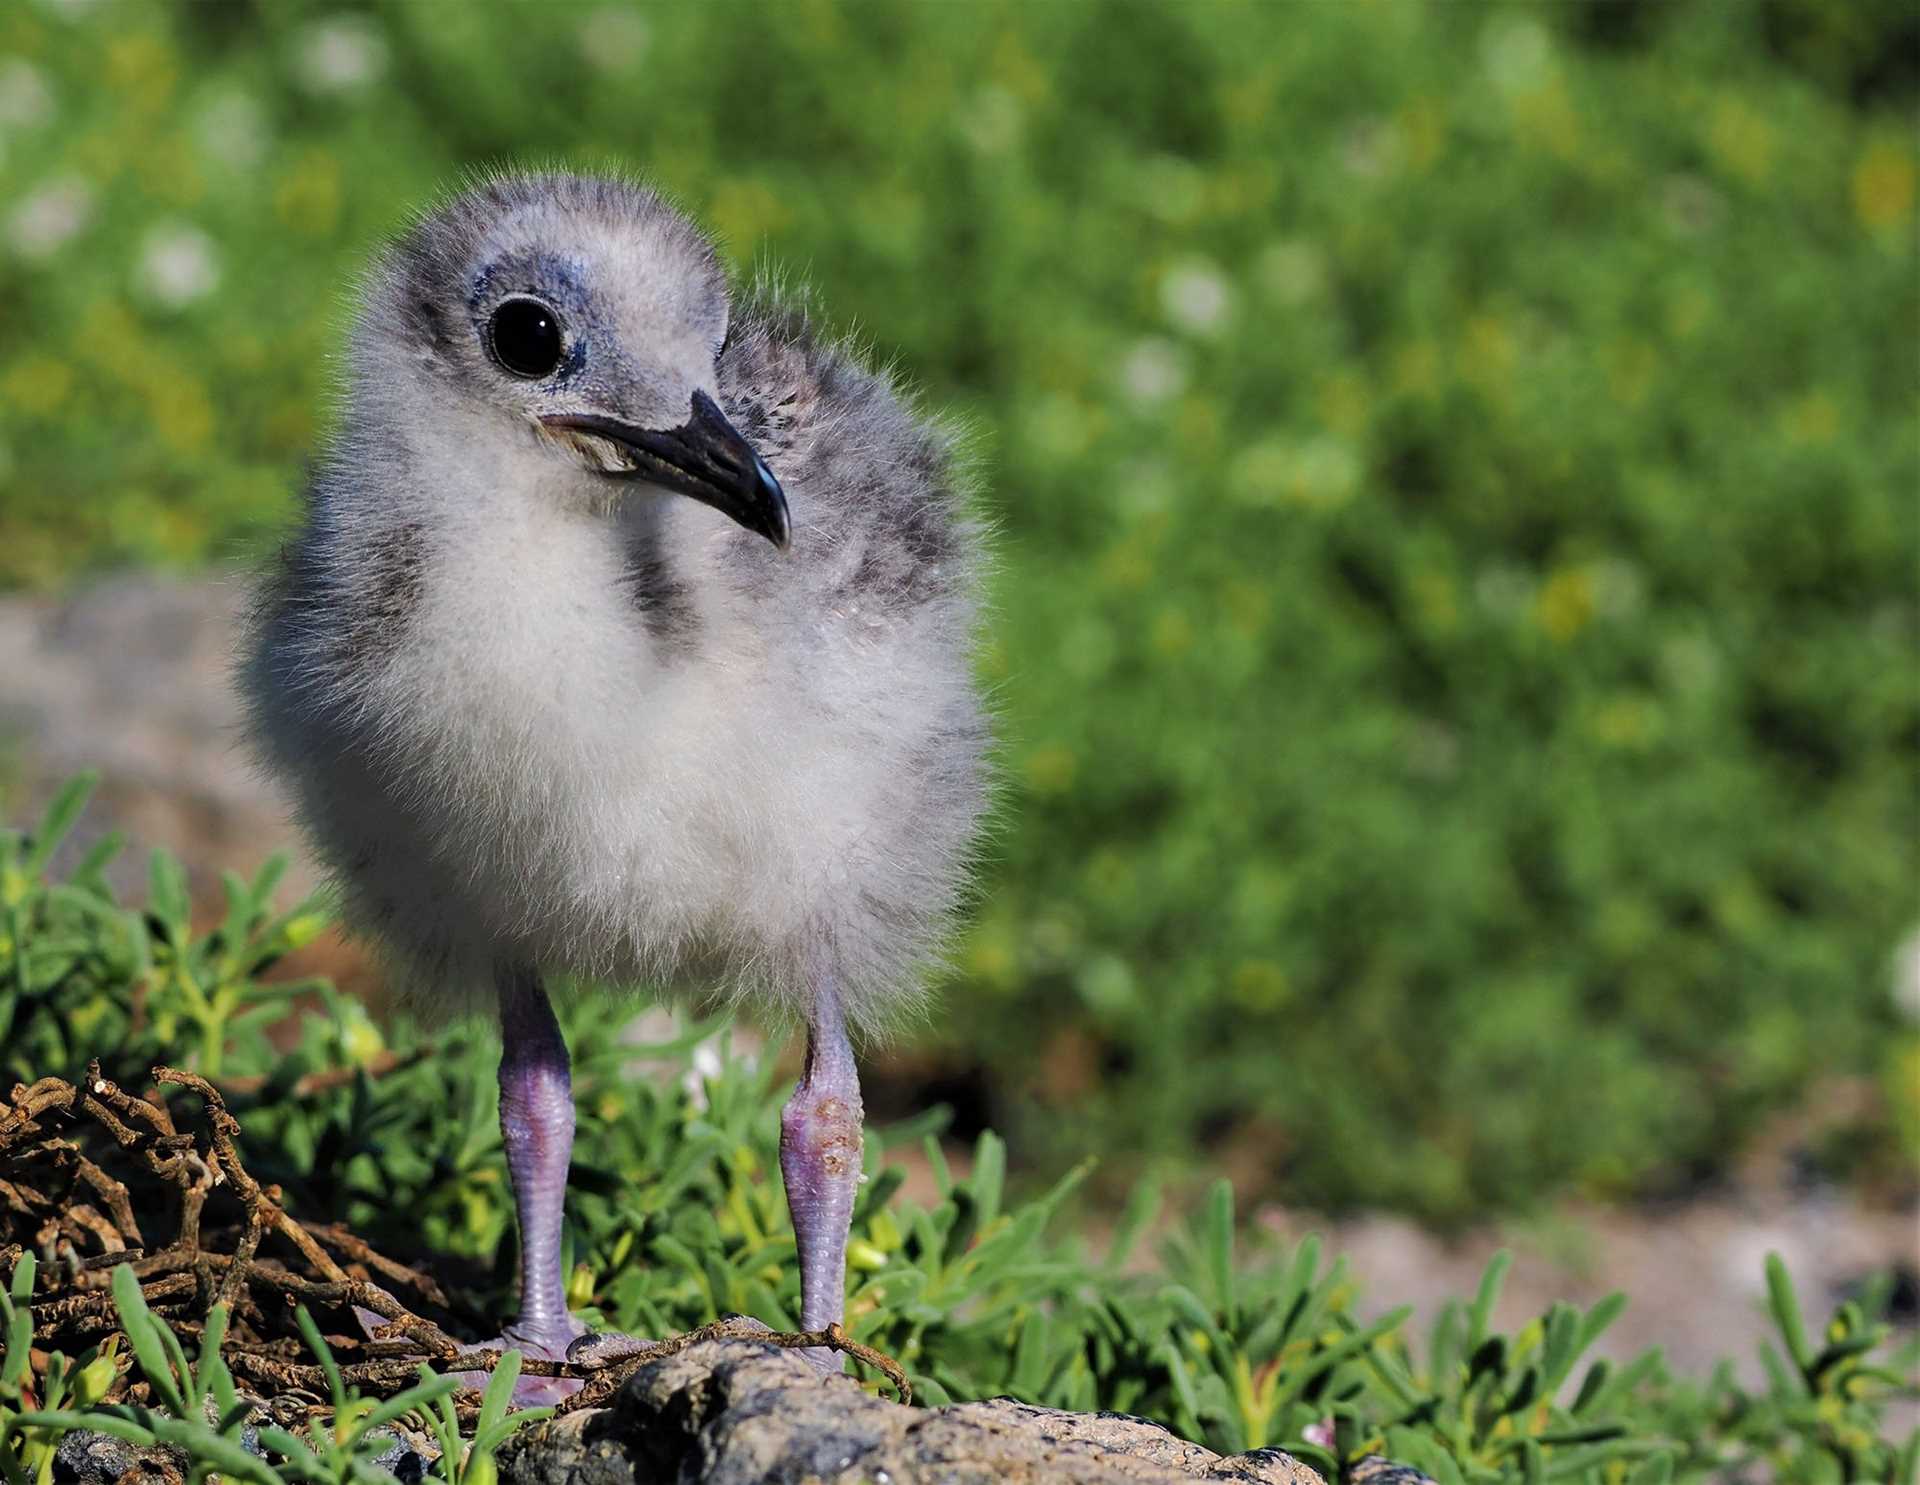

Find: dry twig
<box><xmin>3</xmin><ymin>1060</ymin><xmax>913</xmax><ymax>1423</ymax></box>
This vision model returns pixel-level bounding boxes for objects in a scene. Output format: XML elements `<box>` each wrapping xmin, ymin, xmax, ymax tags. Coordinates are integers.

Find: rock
<box><xmin>52</xmin><ymin>1427</ymin><xmax>185</xmax><ymax>1484</ymax></box>
<box><xmin>1350</xmin><ymin>1463</ymin><xmax>1438</xmax><ymax>1485</ymax></box>
<box><xmin>43</xmin><ymin>1408</ymin><xmax>440</xmax><ymax>1484</ymax></box>
<box><xmin>364</xmin><ymin>1424</ymin><xmax>440</xmax><ymax>1481</ymax></box>
<box><xmin>496</xmin><ymin>1338</ymin><xmax>1331</xmax><ymax>1485</ymax></box>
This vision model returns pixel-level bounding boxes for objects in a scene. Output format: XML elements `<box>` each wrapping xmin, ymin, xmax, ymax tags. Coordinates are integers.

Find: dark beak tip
<box><xmin>546</xmin><ymin>396</ymin><xmax>792</xmax><ymax>552</ymax></box>
<box><xmin>759</xmin><ymin>468</ymin><xmax>794</xmax><ymax>552</ymax></box>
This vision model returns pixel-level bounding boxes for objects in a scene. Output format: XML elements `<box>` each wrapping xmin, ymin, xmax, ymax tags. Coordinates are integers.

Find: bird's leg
<box><xmin>486</xmin><ymin>973</ymin><xmax>654</xmax><ymax>1401</ymax></box>
<box><xmin>780</xmin><ymin>980</ymin><xmax>864</xmax><ymax>1372</ymax></box>
<box><xmin>493</xmin><ymin>970</ymin><xmax>587</xmax><ymax>1360</ymax></box>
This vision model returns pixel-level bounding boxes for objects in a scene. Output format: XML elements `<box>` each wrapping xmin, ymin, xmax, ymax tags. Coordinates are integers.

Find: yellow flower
<box><xmin>1782</xmin><ymin>391</ymin><xmax>1840</xmax><ymax>445</ymax></box>
<box><xmin>277</xmin><ymin>150</ymin><xmax>343</xmax><ymax>235</ymax></box>
<box><xmin>1315</xmin><ymin>370</ymin><xmax>1370</xmax><ymax>438</ymax></box>
<box><xmin>989</xmin><ymin>31</ymin><xmax>1049</xmax><ymax>105</ymax></box>
<box><xmin>1462</xmin><ymin>313</ymin><xmax>1516</xmax><ymax>394</ymax></box>
<box><xmin>147</xmin><ymin>373</ymin><xmax>214</xmax><ymax>455</ymax></box>
<box><xmin>1852</xmin><ymin>137</ymin><xmax>1916</xmax><ymax>231</ymax></box>
<box><xmin>1411</xmin><ymin>569</ymin><xmax>1459</xmax><ymax>633</ymax></box>
<box><xmin>1151</xmin><ymin>606</ymin><xmax>1194</xmax><ymax>658</ymax></box>
<box><xmin>1231</xmin><ymin>960</ymin><xmax>1289</xmax><ymax>1012</ymax></box>
<box><xmin>1591</xmin><ymin>693</ymin><xmax>1663</xmax><ymax>750</ymax></box>
<box><xmin>1535</xmin><ymin>566</ymin><xmax>1594</xmax><ymax>642</ymax></box>
<box><xmin>1606</xmin><ymin>337</ymin><xmax>1657</xmax><ymax>408</ymax></box>
<box><xmin>1223</xmin><ymin>579</ymin><xmax>1271</xmax><ymax>638</ymax></box>
<box><xmin>1085</xmin><ymin>848</ymin><xmax>1135</xmax><ymax>903</ymax></box>
<box><xmin>1392</xmin><ymin>339</ymin><xmax>1441</xmax><ymax>399</ymax></box>
<box><xmin>1099</xmin><ymin>537</ymin><xmax>1155</xmax><ymax>591</ymax></box>
<box><xmin>1709</xmin><ymin>97</ymin><xmax>1773</xmax><ymax>185</ymax></box>
<box><xmin>1025</xmin><ymin>744</ymin><xmax>1079</xmax><ymax>795</ymax></box>
<box><xmin>966</xmin><ymin>927</ymin><xmax>1017</xmax><ymax>988</ymax></box>
<box><xmin>707</xmin><ymin>176</ymin><xmax>791</xmax><ymax>249</ymax></box>
<box><xmin>1513</xmin><ymin>80</ymin><xmax>1580</xmax><ymax>160</ymax></box>
<box><xmin>106</xmin><ymin>33</ymin><xmax>177</xmax><ymax>116</ymax></box>
<box><xmin>1399</xmin><ymin>97</ymin><xmax>1447</xmax><ymax>172</ymax></box>
<box><xmin>1</xmin><ymin>355</ymin><xmax>73</xmax><ymax>415</ymax></box>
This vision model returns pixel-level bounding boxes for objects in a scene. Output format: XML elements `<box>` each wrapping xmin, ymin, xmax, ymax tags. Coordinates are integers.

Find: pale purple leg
<box><xmin>494</xmin><ymin>970</ymin><xmax>586</xmax><ymax>1358</ymax></box>
<box><xmin>780</xmin><ymin>981</ymin><xmax>864</xmax><ymax>1371</ymax></box>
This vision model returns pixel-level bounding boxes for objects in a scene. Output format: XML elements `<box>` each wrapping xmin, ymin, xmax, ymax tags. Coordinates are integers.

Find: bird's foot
<box><xmin>564</xmin><ymin>1328</ymin><xmax>660</xmax><ymax>1369</ymax></box>
<box><xmin>572</xmin><ymin>1318</ymin><xmax>838</xmax><ymax>1377</ymax></box>
<box><xmin>792</xmin><ymin>1342</ymin><xmax>843</xmax><ymax>1375</ymax></box>
<box><xmin>454</xmin><ymin>1316</ymin><xmax>593</xmax><ymax>1406</ymax></box>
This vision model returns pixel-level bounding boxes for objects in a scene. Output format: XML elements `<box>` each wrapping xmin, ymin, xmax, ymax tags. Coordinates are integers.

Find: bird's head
<box><xmin>356</xmin><ymin>172</ymin><xmax>788</xmax><ymax>548</ymax></box>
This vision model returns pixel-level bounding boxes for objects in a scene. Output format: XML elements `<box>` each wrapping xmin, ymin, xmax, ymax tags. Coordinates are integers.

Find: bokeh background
<box><xmin>0</xmin><ymin>0</ymin><xmax>1913</xmax><ymax>1311</ymax></box>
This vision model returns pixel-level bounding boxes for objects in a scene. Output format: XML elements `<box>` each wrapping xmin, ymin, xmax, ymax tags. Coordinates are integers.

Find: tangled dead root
<box><xmin>0</xmin><ymin>1062</ymin><xmax>905</xmax><ymax>1425</ymax></box>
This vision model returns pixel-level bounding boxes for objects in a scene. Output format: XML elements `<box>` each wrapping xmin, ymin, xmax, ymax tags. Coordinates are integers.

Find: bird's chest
<box><xmin>411</xmin><ymin>520</ymin><xmax>650</xmax><ymax>734</ymax></box>
<box><xmin>359</xmin><ymin>516</ymin><xmax>778</xmax><ymax>934</ymax></box>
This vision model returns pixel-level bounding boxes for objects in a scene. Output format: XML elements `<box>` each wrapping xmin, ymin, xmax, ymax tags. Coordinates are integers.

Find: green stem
<box><xmin>198</xmin><ymin>1013</ymin><xmax>223</xmax><ymax>1077</ymax></box>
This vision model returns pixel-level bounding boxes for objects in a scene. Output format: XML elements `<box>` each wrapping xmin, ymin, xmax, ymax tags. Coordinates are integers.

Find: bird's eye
<box><xmin>487</xmin><ymin>297</ymin><xmax>565</xmax><ymax>378</ymax></box>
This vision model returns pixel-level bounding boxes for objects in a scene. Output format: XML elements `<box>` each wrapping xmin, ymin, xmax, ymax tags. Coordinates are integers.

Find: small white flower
<box><xmin>1118</xmin><ymin>459</ymin><xmax>1175</xmax><ymax>518</ymax></box>
<box><xmin>1404</xmin><ymin>719</ymin><xmax>1461</xmax><ymax>780</ymax></box>
<box><xmin>681</xmin><ymin>1039</ymin><xmax>725</xmax><ymax>1112</ymax></box>
<box><xmin>1120</xmin><ymin>337</ymin><xmax>1188</xmax><ymax>407</ymax></box>
<box><xmin>1659</xmin><ymin>632</ymin><xmax>1721</xmax><ymax>696</ymax></box>
<box><xmin>1662</xmin><ymin>174</ymin><xmax>1725</xmax><ymax>236</ymax></box>
<box><xmin>293</xmin><ymin>16</ymin><xmax>388</xmax><ymax>95</ymax></box>
<box><xmin>959</xmin><ymin>85</ymin><xmax>1022</xmax><ymax>156</ymax></box>
<box><xmin>196</xmin><ymin>90</ymin><xmax>270</xmax><ymax>170</ymax></box>
<box><xmin>1591</xmin><ymin>557</ymin><xmax>1645</xmax><ymax>619</ymax></box>
<box><xmin>8</xmin><ymin>176</ymin><xmax>93</xmax><ymax>260</ymax></box>
<box><xmin>1894</xmin><ymin>929</ymin><xmax>1920</xmax><ymax>1024</ymax></box>
<box><xmin>1474</xmin><ymin>564</ymin><xmax>1533</xmax><ymax>617</ymax></box>
<box><xmin>578</xmin><ymin>7</ymin><xmax>650</xmax><ymax>72</ymax></box>
<box><xmin>1138</xmin><ymin>154</ymin><xmax>1203</xmax><ymax>225</ymax></box>
<box><xmin>136</xmin><ymin>221</ymin><xmax>221</xmax><ymax>308</ymax></box>
<box><xmin>1258</xmin><ymin>238</ymin><xmax>1325</xmax><ymax>307</ymax></box>
<box><xmin>1160</xmin><ymin>258</ymin><xmax>1231</xmax><ymax>337</ymax></box>
<box><xmin>1293</xmin><ymin>435</ymin><xmax>1361</xmax><ymax>506</ymax></box>
<box><xmin>0</xmin><ymin>60</ymin><xmax>54</xmax><ymax>130</ymax></box>
<box><xmin>1480</xmin><ymin>14</ymin><xmax>1553</xmax><ymax>93</ymax></box>
<box><xmin>1341</xmin><ymin>117</ymin><xmax>1400</xmax><ymax>180</ymax></box>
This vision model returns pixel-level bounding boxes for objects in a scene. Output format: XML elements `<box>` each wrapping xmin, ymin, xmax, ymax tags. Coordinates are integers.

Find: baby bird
<box><xmin>243</xmin><ymin>172</ymin><xmax>989</xmax><ymax>1376</ymax></box>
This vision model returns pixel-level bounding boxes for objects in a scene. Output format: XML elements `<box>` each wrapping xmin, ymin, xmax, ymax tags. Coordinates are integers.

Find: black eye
<box><xmin>487</xmin><ymin>297</ymin><xmax>565</xmax><ymax>378</ymax></box>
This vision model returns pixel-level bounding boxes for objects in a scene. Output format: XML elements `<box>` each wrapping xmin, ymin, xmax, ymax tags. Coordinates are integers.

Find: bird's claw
<box><xmin>793</xmin><ymin>1343</ymin><xmax>843</xmax><ymax>1375</ymax></box>
<box><xmin>455</xmin><ymin>1316</ymin><xmax>593</xmax><ymax>1405</ymax></box>
<box><xmin>564</xmin><ymin>1328</ymin><xmax>657</xmax><ymax>1369</ymax></box>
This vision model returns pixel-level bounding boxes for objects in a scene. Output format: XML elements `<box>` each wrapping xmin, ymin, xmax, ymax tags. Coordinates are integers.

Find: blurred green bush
<box><xmin>0</xmin><ymin>1</ymin><xmax>1913</xmax><ymax>1222</ymax></box>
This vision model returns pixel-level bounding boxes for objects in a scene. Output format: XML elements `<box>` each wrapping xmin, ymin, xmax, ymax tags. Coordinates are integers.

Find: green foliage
<box><xmin>0</xmin><ymin>0</ymin><xmax>1912</xmax><ymax>1223</ymax></box>
<box><xmin>3</xmin><ymin>790</ymin><xmax>1917</xmax><ymax>1481</ymax></box>
<box><xmin>0</xmin><ymin>1256</ymin><xmax>542</xmax><ymax>1484</ymax></box>
<box><xmin>0</xmin><ymin>773</ymin><xmax>334</xmax><ymax>1086</ymax></box>
<box><xmin>414</xmin><ymin>1350</ymin><xmax>545</xmax><ymax>1485</ymax></box>
<box><xmin>1</xmin><ymin>1254</ymin><xmax>121</xmax><ymax>1485</ymax></box>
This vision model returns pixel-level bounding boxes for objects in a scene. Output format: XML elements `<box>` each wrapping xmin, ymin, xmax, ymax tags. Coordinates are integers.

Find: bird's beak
<box><xmin>542</xmin><ymin>390</ymin><xmax>791</xmax><ymax>551</ymax></box>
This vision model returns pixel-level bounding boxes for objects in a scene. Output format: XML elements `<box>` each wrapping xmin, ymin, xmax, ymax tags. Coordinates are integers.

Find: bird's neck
<box><xmin>322</xmin><ymin>392</ymin><xmax>741</xmax><ymax>674</ymax></box>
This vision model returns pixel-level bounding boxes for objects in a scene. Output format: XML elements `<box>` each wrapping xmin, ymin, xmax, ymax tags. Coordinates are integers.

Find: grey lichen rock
<box><xmin>51</xmin><ymin>1427</ymin><xmax>186</xmax><ymax>1484</ymax></box>
<box><xmin>495</xmin><ymin>1339</ymin><xmax>1331</xmax><ymax>1485</ymax></box>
